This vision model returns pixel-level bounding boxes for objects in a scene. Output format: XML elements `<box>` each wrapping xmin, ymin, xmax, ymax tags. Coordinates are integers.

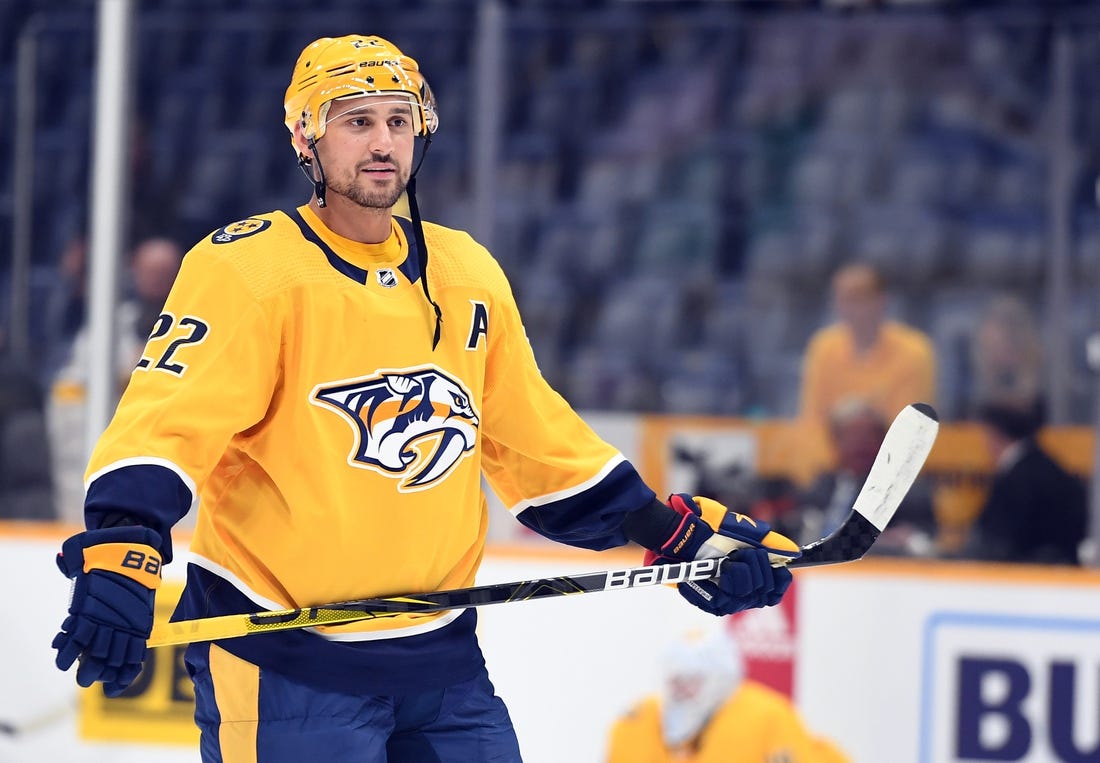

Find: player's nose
<box><xmin>367</xmin><ymin>123</ymin><xmax>396</xmax><ymax>153</ymax></box>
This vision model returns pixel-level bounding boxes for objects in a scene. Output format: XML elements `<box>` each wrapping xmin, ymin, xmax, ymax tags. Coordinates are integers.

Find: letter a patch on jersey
<box><xmin>311</xmin><ymin>367</ymin><xmax>480</xmax><ymax>492</ymax></box>
<box><xmin>467</xmin><ymin>301</ymin><xmax>489</xmax><ymax>350</ymax></box>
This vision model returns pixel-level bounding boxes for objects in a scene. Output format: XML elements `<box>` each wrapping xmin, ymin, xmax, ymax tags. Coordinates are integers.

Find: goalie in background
<box><xmin>605</xmin><ymin>625</ymin><xmax>849</xmax><ymax>763</ymax></box>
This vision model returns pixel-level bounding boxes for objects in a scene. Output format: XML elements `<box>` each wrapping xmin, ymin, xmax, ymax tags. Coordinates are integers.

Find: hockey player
<box><xmin>606</xmin><ymin>626</ymin><xmax>850</xmax><ymax>763</ymax></box>
<box><xmin>51</xmin><ymin>35</ymin><xmax>799</xmax><ymax>761</ymax></box>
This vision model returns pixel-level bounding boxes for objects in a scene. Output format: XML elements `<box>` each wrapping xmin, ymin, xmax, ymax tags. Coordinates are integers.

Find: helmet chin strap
<box><xmin>300</xmin><ymin>137</ymin><xmax>328</xmax><ymax>207</ymax></box>
<box><xmin>407</xmin><ymin>134</ymin><xmax>442</xmax><ymax>350</ymax></box>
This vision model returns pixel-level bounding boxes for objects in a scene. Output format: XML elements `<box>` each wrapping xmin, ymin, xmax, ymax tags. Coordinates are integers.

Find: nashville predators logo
<box><xmin>211</xmin><ymin>218</ymin><xmax>271</xmax><ymax>244</ymax></box>
<box><xmin>311</xmin><ymin>366</ymin><xmax>480</xmax><ymax>491</ymax></box>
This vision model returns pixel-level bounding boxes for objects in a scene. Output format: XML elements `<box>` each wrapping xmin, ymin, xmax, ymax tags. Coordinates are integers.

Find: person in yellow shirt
<box><xmin>799</xmin><ymin>262</ymin><xmax>936</xmax><ymax>425</ymax></box>
<box><xmin>607</xmin><ymin>626</ymin><xmax>849</xmax><ymax>763</ymax></box>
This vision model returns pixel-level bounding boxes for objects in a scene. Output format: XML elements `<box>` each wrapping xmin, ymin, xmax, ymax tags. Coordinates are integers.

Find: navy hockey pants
<box><xmin>186</xmin><ymin>643</ymin><xmax>523</xmax><ymax>762</ymax></box>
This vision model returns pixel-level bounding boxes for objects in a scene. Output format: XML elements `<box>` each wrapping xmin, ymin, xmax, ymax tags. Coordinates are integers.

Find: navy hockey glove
<box><xmin>645</xmin><ymin>494</ymin><xmax>799</xmax><ymax>616</ymax></box>
<box><xmin>52</xmin><ymin>526</ymin><xmax>163</xmax><ymax>697</ymax></box>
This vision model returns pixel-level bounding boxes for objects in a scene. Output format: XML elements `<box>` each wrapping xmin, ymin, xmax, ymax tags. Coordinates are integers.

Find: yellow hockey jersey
<box><xmin>83</xmin><ymin>205</ymin><xmax>655</xmax><ymax>692</ymax></box>
<box><xmin>606</xmin><ymin>683</ymin><xmax>851</xmax><ymax>763</ymax></box>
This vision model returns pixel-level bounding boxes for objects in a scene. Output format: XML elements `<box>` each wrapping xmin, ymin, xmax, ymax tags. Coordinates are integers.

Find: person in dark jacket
<box><xmin>963</xmin><ymin>400</ymin><xmax>1086</xmax><ymax>565</ymax></box>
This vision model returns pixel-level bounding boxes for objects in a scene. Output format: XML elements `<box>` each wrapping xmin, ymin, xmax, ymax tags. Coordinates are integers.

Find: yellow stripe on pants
<box><xmin>209</xmin><ymin>644</ymin><xmax>260</xmax><ymax>762</ymax></box>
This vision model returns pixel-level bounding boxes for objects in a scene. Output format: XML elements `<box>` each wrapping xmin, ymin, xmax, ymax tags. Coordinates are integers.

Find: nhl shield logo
<box><xmin>376</xmin><ymin>268</ymin><xmax>398</xmax><ymax>288</ymax></box>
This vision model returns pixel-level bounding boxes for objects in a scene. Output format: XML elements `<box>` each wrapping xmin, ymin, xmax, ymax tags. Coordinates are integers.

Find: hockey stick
<box><xmin>0</xmin><ymin>699</ymin><xmax>75</xmax><ymax>737</ymax></box>
<box><xmin>147</xmin><ymin>403</ymin><xmax>938</xmax><ymax>648</ymax></box>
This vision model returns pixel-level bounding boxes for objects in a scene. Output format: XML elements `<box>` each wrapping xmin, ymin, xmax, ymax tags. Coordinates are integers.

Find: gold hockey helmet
<box><xmin>283</xmin><ymin>35</ymin><xmax>438</xmax><ymax>155</ymax></box>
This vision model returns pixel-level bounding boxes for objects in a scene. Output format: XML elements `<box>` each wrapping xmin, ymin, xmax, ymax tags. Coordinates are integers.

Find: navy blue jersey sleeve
<box><xmin>85</xmin><ymin>463</ymin><xmax>195</xmax><ymax>562</ymax></box>
<box><xmin>513</xmin><ymin>461</ymin><xmax>656</xmax><ymax>551</ymax></box>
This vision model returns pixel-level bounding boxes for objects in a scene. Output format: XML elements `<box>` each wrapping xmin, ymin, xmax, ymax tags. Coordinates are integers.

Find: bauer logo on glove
<box><xmin>80</xmin><ymin>543</ymin><xmax>163</xmax><ymax>589</ymax></box>
<box><xmin>644</xmin><ymin>494</ymin><xmax>800</xmax><ymax>617</ymax></box>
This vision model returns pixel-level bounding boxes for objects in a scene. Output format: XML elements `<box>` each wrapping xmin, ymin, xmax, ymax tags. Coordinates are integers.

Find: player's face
<box><xmin>319</xmin><ymin>96</ymin><xmax>416</xmax><ymax>209</ymax></box>
<box><xmin>833</xmin><ymin>268</ymin><xmax>885</xmax><ymax>332</ymax></box>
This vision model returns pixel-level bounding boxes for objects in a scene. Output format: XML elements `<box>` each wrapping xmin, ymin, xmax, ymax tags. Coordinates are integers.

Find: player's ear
<box><xmin>291</xmin><ymin>122</ymin><xmax>313</xmax><ymax>163</ymax></box>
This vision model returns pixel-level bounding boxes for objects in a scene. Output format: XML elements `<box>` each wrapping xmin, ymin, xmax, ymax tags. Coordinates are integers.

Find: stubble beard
<box><xmin>327</xmin><ymin>165</ymin><xmax>409</xmax><ymax>210</ymax></box>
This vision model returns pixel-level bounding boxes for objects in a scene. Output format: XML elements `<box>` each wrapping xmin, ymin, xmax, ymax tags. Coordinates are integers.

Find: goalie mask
<box><xmin>284</xmin><ymin>35</ymin><xmax>438</xmax><ymax>154</ymax></box>
<box><xmin>659</xmin><ymin>626</ymin><xmax>745</xmax><ymax>748</ymax></box>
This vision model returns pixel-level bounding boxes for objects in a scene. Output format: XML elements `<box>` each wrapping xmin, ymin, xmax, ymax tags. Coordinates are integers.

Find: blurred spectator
<box><xmin>605</xmin><ymin>624</ymin><xmax>849</xmax><ymax>763</ymax></box>
<box><xmin>799</xmin><ymin>262</ymin><xmax>937</xmax><ymax>426</ymax></box>
<box><xmin>52</xmin><ymin>236</ymin><xmax>184</xmax><ymax>396</ymax></box>
<box><xmin>47</xmin><ymin>236</ymin><xmax>184</xmax><ymax>523</ymax></box>
<box><xmin>960</xmin><ymin>399</ymin><xmax>1087</xmax><ymax>565</ymax></box>
<box><xmin>796</xmin><ymin>397</ymin><xmax>937</xmax><ymax>556</ymax></box>
<box><xmin>0</xmin><ymin>347</ymin><xmax>55</xmax><ymax>521</ymax></box>
<box><xmin>969</xmin><ymin>294</ymin><xmax>1043</xmax><ymax>416</ymax></box>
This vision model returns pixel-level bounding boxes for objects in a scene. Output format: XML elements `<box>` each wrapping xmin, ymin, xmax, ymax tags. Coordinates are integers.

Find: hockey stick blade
<box><xmin>789</xmin><ymin>402</ymin><xmax>939</xmax><ymax>567</ymax></box>
<box><xmin>147</xmin><ymin>403</ymin><xmax>938</xmax><ymax>648</ymax></box>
